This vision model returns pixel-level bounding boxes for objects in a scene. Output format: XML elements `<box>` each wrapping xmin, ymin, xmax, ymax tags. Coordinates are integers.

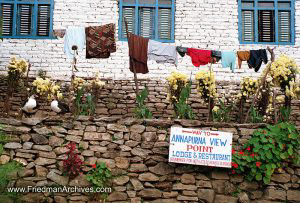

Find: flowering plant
<box><xmin>166</xmin><ymin>71</ymin><xmax>188</xmax><ymax>104</ymax></box>
<box><xmin>63</xmin><ymin>142</ymin><xmax>84</xmax><ymax>177</ymax></box>
<box><xmin>232</xmin><ymin>122</ymin><xmax>300</xmax><ymax>184</ymax></box>
<box><xmin>212</xmin><ymin>99</ymin><xmax>233</xmax><ymax>122</ymax></box>
<box><xmin>195</xmin><ymin>70</ymin><xmax>218</xmax><ymax>102</ymax></box>
<box><xmin>7</xmin><ymin>56</ymin><xmax>28</xmax><ymax>78</ymax></box>
<box><xmin>32</xmin><ymin>77</ymin><xmax>63</xmax><ymax>101</ymax></box>
<box><xmin>238</xmin><ymin>77</ymin><xmax>258</xmax><ymax>99</ymax></box>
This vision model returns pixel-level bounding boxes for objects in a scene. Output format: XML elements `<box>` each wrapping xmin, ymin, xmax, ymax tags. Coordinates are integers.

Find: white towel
<box><xmin>148</xmin><ymin>40</ymin><xmax>178</xmax><ymax>66</ymax></box>
<box><xmin>64</xmin><ymin>27</ymin><xmax>86</xmax><ymax>59</ymax></box>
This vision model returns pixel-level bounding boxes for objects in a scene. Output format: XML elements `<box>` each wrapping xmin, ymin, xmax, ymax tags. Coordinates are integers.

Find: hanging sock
<box><xmin>148</xmin><ymin>40</ymin><xmax>178</xmax><ymax>66</ymax></box>
<box><xmin>64</xmin><ymin>27</ymin><xmax>86</xmax><ymax>59</ymax></box>
<box><xmin>128</xmin><ymin>33</ymin><xmax>149</xmax><ymax>74</ymax></box>
<box><xmin>85</xmin><ymin>23</ymin><xmax>116</xmax><ymax>59</ymax></box>
<box><xmin>187</xmin><ymin>48</ymin><xmax>211</xmax><ymax>67</ymax></box>
<box><xmin>221</xmin><ymin>51</ymin><xmax>236</xmax><ymax>73</ymax></box>
<box><xmin>237</xmin><ymin>51</ymin><xmax>250</xmax><ymax>69</ymax></box>
<box><xmin>176</xmin><ymin>46</ymin><xmax>188</xmax><ymax>57</ymax></box>
<box><xmin>247</xmin><ymin>49</ymin><xmax>268</xmax><ymax>72</ymax></box>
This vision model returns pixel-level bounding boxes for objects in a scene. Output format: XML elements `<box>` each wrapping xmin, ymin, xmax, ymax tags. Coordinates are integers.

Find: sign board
<box><xmin>168</xmin><ymin>127</ymin><xmax>233</xmax><ymax>168</ymax></box>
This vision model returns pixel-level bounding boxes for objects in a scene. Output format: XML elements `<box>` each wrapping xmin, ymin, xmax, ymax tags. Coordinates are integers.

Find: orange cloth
<box><xmin>237</xmin><ymin>51</ymin><xmax>250</xmax><ymax>69</ymax></box>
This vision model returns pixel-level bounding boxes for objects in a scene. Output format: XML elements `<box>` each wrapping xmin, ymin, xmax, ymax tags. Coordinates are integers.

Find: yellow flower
<box><xmin>212</xmin><ymin>106</ymin><xmax>219</xmax><ymax>112</ymax></box>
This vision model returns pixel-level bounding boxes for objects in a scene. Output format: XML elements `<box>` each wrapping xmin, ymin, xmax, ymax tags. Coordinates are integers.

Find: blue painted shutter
<box><xmin>17</xmin><ymin>4</ymin><xmax>33</xmax><ymax>36</ymax></box>
<box><xmin>139</xmin><ymin>7</ymin><xmax>155</xmax><ymax>38</ymax></box>
<box><xmin>122</xmin><ymin>7</ymin><xmax>135</xmax><ymax>38</ymax></box>
<box><xmin>278</xmin><ymin>11</ymin><xmax>291</xmax><ymax>42</ymax></box>
<box><xmin>258</xmin><ymin>10</ymin><xmax>275</xmax><ymax>42</ymax></box>
<box><xmin>241</xmin><ymin>10</ymin><xmax>254</xmax><ymax>42</ymax></box>
<box><xmin>158</xmin><ymin>8</ymin><xmax>171</xmax><ymax>40</ymax></box>
<box><xmin>37</xmin><ymin>5</ymin><xmax>50</xmax><ymax>36</ymax></box>
<box><xmin>1</xmin><ymin>4</ymin><xmax>14</xmax><ymax>36</ymax></box>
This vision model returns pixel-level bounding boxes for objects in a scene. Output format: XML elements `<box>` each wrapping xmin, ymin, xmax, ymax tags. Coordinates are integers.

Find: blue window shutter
<box><xmin>122</xmin><ymin>6</ymin><xmax>135</xmax><ymax>38</ymax></box>
<box><xmin>37</xmin><ymin>5</ymin><xmax>50</xmax><ymax>36</ymax></box>
<box><xmin>158</xmin><ymin>8</ymin><xmax>171</xmax><ymax>40</ymax></box>
<box><xmin>258</xmin><ymin>10</ymin><xmax>275</xmax><ymax>42</ymax></box>
<box><xmin>241</xmin><ymin>10</ymin><xmax>254</xmax><ymax>42</ymax></box>
<box><xmin>139</xmin><ymin>7</ymin><xmax>155</xmax><ymax>38</ymax></box>
<box><xmin>1</xmin><ymin>4</ymin><xmax>14</xmax><ymax>36</ymax></box>
<box><xmin>278</xmin><ymin>11</ymin><xmax>291</xmax><ymax>43</ymax></box>
<box><xmin>17</xmin><ymin>4</ymin><xmax>33</xmax><ymax>36</ymax></box>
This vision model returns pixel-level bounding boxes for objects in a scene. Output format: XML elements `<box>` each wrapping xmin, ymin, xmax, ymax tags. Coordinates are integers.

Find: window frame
<box><xmin>0</xmin><ymin>0</ymin><xmax>55</xmax><ymax>39</ymax></box>
<box><xmin>118</xmin><ymin>0</ymin><xmax>175</xmax><ymax>43</ymax></box>
<box><xmin>238</xmin><ymin>0</ymin><xmax>295</xmax><ymax>45</ymax></box>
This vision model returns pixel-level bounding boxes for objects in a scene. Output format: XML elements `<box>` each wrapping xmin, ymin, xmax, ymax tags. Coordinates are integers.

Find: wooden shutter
<box><xmin>122</xmin><ymin>7</ymin><xmax>135</xmax><ymax>38</ymax></box>
<box><xmin>258</xmin><ymin>10</ymin><xmax>275</xmax><ymax>42</ymax></box>
<box><xmin>241</xmin><ymin>10</ymin><xmax>254</xmax><ymax>42</ymax></box>
<box><xmin>1</xmin><ymin>4</ymin><xmax>14</xmax><ymax>36</ymax></box>
<box><xmin>158</xmin><ymin>8</ymin><xmax>171</xmax><ymax>40</ymax></box>
<box><xmin>37</xmin><ymin>5</ymin><xmax>50</xmax><ymax>36</ymax></box>
<box><xmin>139</xmin><ymin>7</ymin><xmax>155</xmax><ymax>38</ymax></box>
<box><xmin>17</xmin><ymin>4</ymin><xmax>33</xmax><ymax>36</ymax></box>
<box><xmin>278</xmin><ymin>11</ymin><xmax>291</xmax><ymax>43</ymax></box>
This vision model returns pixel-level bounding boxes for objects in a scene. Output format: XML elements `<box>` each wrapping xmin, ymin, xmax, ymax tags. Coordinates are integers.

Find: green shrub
<box><xmin>174</xmin><ymin>81</ymin><xmax>195</xmax><ymax>119</ymax></box>
<box><xmin>134</xmin><ymin>87</ymin><xmax>152</xmax><ymax>119</ymax></box>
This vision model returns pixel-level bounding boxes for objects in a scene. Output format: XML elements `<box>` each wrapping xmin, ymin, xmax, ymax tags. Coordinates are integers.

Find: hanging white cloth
<box><xmin>64</xmin><ymin>27</ymin><xmax>86</xmax><ymax>59</ymax></box>
<box><xmin>148</xmin><ymin>40</ymin><xmax>178</xmax><ymax>66</ymax></box>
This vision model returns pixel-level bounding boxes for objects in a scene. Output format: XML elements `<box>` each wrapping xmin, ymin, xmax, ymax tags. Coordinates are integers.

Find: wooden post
<box><xmin>273</xmin><ymin>89</ymin><xmax>278</xmax><ymax>124</ymax></box>
<box><xmin>207</xmin><ymin>63</ymin><xmax>213</xmax><ymax>122</ymax></box>
<box><xmin>124</xmin><ymin>17</ymin><xmax>139</xmax><ymax>97</ymax></box>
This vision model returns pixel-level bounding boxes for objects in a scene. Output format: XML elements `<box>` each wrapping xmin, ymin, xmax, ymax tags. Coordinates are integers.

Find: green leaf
<box><xmin>256</xmin><ymin>173</ymin><xmax>262</xmax><ymax>181</ymax></box>
<box><xmin>288</xmin><ymin>147</ymin><xmax>293</xmax><ymax>155</ymax></box>
<box><xmin>263</xmin><ymin>177</ymin><xmax>270</xmax><ymax>184</ymax></box>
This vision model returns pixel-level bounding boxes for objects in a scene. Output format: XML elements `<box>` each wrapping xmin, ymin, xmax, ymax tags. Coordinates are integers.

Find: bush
<box><xmin>63</xmin><ymin>142</ymin><xmax>84</xmax><ymax>177</ymax></box>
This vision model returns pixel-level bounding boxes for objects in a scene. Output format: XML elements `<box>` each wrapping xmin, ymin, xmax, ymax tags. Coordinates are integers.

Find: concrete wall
<box><xmin>0</xmin><ymin>0</ymin><xmax>300</xmax><ymax>81</ymax></box>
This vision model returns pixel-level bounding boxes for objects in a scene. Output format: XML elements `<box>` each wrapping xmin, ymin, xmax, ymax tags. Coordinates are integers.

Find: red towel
<box><xmin>187</xmin><ymin>48</ymin><xmax>211</xmax><ymax>67</ymax></box>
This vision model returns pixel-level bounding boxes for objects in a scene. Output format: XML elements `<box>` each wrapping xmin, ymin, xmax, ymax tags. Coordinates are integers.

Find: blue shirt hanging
<box><xmin>221</xmin><ymin>51</ymin><xmax>236</xmax><ymax>73</ymax></box>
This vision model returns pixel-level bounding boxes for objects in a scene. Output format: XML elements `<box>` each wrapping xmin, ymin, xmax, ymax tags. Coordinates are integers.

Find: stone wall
<box><xmin>1</xmin><ymin>78</ymin><xmax>300</xmax><ymax>126</ymax></box>
<box><xmin>0</xmin><ymin>0</ymin><xmax>300</xmax><ymax>81</ymax></box>
<box><xmin>0</xmin><ymin>116</ymin><xmax>299</xmax><ymax>203</ymax></box>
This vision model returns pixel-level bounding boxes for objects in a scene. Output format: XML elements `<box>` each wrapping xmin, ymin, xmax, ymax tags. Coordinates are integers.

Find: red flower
<box><xmin>250</xmin><ymin>153</ymin><xmax>255</xmax><ymax>157</ymax></box>
<box><xmin>231</xmin><ymin>162</ymin><xmax>238</xmax><ymax>168</ymax></box>
<box><xmin>232</xmin><ymin>170</ymin><xmax>236</xmax><ymax>174</ymax></box>
<box><xmin>246</xmin><ymin>147</ymin><xmax>251</xmax><ymax>151</ymax></box>
<box><xmin>232</xmin><ymin>149</ymin><xmax>235</xmax><ymax>154</ymax></box>
<box><xmin>239</xmin><ymin>151</ymin><xmax>244</xmax><ymax>155</ymax></box>
<box><xmin>256</xmin><ymin>162</ymin><xmax>261</xmax><ymax>168</ymax></box>
<box><xmin>91</xmin><ymin>164</ymin><xmax>96</xmax><ymax>168</ymax></box>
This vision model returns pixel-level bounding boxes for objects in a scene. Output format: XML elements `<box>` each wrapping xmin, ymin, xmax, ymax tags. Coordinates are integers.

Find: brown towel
<box><xmin>128</xmin><ymin>33</ymin><xmax>149</xmax><ymax>74</ymax></box>
<box><xmin>86</xmin><ymin>23</ymin><xmax>116</xmax><ymax>59</ymax></box>
<box><xmin>237</xmin><ymin>51</ymin><xmax>250</xmax><ymax>69</ymax></box>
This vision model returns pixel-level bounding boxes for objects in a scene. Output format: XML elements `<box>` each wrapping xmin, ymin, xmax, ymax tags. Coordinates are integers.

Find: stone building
<box><xmin>0</xmin><ymin>0</ymin><xmax>299</xmax><ymax>81</ymax></box>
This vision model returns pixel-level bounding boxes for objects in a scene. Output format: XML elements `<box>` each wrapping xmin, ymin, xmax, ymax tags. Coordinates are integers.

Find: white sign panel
<box><xmin>168</xmin><ymin>127</ymin><xmax>233</xmax><ymax>168</ymax></box>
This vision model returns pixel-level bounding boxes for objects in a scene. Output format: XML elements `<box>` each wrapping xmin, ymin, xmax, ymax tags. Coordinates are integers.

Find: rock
<box><xmin>224</xmin><ymin>181</ymin><xmax>236</xmax><ymax>194</ymax></box>
<box><xmin>163</xmin><ymin>191</ymin><xmax>178</xmax><ymax>198</ymax></box>
<box><xmin>67</xmin><ymin>130</ymin><xmax>84</xmax><ymax>136</ymax></box>
<box><xmin>287</xmin><ymin>190</ymin><xmax>300</xmax><ymax>202</ymax></box>
<box><xmin>0</xmin><ymin>118</ymin><xmax>22</xmax><ymax>126</ymax></box>
<box><xmin>32</xmin><ymin>145</ymin><xmax>52</xmax><ymax>151</ymax></box>
<box><xmin>131</xmin><ymin>148</ymin><xmax>152</xmax><ymax>158</ymax></box>
<box><xmin>182</xmin><ymin>191</ymin><xmax>197</xmax><ymax>196</ymax></box>
<box><xmin>16</xmin><ymin>180</ymin><xmax>35</xmax><ymax>187</ymax></box>
<box><xmin>107</xmin><ymin>124</ymin><xmax>128</xmax><ymax>132</ymax></box>
<box><xmin>129</xmin><ymin>164</ymin><xmax>148</xmax><ymax>172</ymax></box>
<box><xmin>39</xmin><ymin>151</ymin><xmax>56</xmax><ymax>159</ymax></box>
<box><xmin>181</xmin><ymin>174</ymin><xmax>195</xmax><ymax>184</ymax></box>
<box><xmin>177</xmin><ymin>195</ymin><xmax>198</xmax><ymax>201</ymax></box>
<box><xmin>211</xmin><ymin>171</ymin><xmax>230</xmax><ymax>180</ymax></box>
<box><xmin>144</xmin><ymin>119</ymin><xmax>173</xmax><ymax>128</ymax></box>
<box><xmin>23</xmin><ymin>142</ymin><xmax>33</xmax><ymax>150</ymax></box>
<box><xmin>138</xmin><ymin>173</ymin><xmax>159</xmax><ymax>182</ymax></box>
<box><xmin>21</xmin><ymin>193</ymin><xmax>45</xmax><ymax>203</ymax></box>
<box><xmin>138</xmin><ymin>189</ymin><xmax>162</xmax><ymax>199</ymax></box>
<box><xmin>32</xmin><ymin>134</ymin><xmax>48</xmax><ymax>145</ymax></box>
<box><xmin>0</xmin><ymin>155</ymin><xmax>10</xmax><ymax>164</ymax></box>
<box><xmin>130</xmin><ymin>178</ymin><xmax>144</xmax><ymax>191</ymax></box>
<box><xmin>196</xmin><ymin>180</ymin><xmax>212</xmax><ymax>188</ymax></box>
<box><xmin>239</xmin><ymin>181</ymin><xmax>259</xmax><ymax>190</ymax></box>
<box><xmin>130</xmin><ymin>133</ymin><xmax>142</xmax><ymax>141</ymax></box>
<box><xmin>47</xmin><ymin>171</ymin><xmax>69</xmax><ymax>186</ymax></box>
<box><xmin>130</xmin><ymin>125</ymin><xmax>146</xmax><ymax>134</ymax></box>
<box><xmin>89</xmin><ymin>146</ymin><xmax>107</xmax><ymax>152</ymax></box>
<box><xmin>51</xmin><ymin>126</ymin><xmax>68</xmax><ymax>134</ymax></box>
<box><xmin>83</xmin><ymin>132</ymin><xmax>102</xmax><ymax>141</ymax></box>
<box><xmin>69</xmin><ymin>175</ymin><xmax>90</xmax><ymax>187</ymax></box>
<box><xmin>107</xmin><ymin>191</ymin><xmax>128</xmax><ymax>201</ymax></box>
<box><xmin>212</xmin><ymin>180</ymin><xmax>226</xmax><ymax>194</ymax></box>
<box><xmin>250</xmin><ymin>191</ymin><xmax>263</xmax><ymax>200</ymax></box>
<box><xmin>22</xmin><ymin>118</ymin><xmax>44</xmax><ymax>126</ymax></box>
<box><xmin>142</xmin><ymin>132</ymin><xmax>157</xmax><ymax>142</ymax></box>
<box><xmin>238</xmin><ymin>192</ymin><xmax>250</xmax><ymax>203</ymax></box>
<box><xmin>36</xmin><ymin>166</ymin><xmax>48</xmax><ymax>177</ymax></box>
<box><xmin>54</xmin><ymin>196</ymin><xmax>67</xmax><ymax>203</ymax></box>
<box><xmin>264</xmin><ymin>188</ymin><xmax>286</xmax><ymax>201</ymax></box>
<box><xmin>82</xmin><ymin>150</ymin><xmax>94</xmax><ymax>157</ymax></box>
<box><xmin>150</xmin><ymin>199</ymin><xmax>180</xmax><ymax>203</ymax></box>
<box><xmin>49</xmin><ymin>136</ymin><xmax>64</xmax><ymax>147</ymax></box>
<box><xmin>16</xmin><ymin>152</ymin><xmax>35</xmax><ymax>159</ymax></box>
<box><xmin>34</xmin><ymin>157</ymin><xmax>56</xmax><ymax>166</ymax></box>
<box><xmin>21</xmin><ymin>134</ymin><xmax>31</xmax><ymax>142</ymax></box>
<box><xmin>173</xmin><ymin>183</ymin><xmax>197</xmax><ymax>191</ymax></box>
<box><xmin>115</xmin><ymin>157</ymin><xmax>129</xmax><ymax>169</ymax></box>
<box><xmin>66</xmin><ymin>135</ymin><xmax>82</xmax><ymax>143</ymax></box>
<box><xmin>33</xmin><ymin>127</ymin><xmax>52</xmax><ymax>135</ymax></box>
<box><xmin>113</xmin><ymin>176</ymin><xmax>130</xmax><ymax>186</ymax></box>
<box><xmin>14</xmin><ymin>158</ymin><xmax>28</xmax><ymax>165</ymax></box>
<box><xmin>214</xmin><ymin>195</ymin><xmax>238</xmax><ymax>203</ymax></box>
<box><xmin>198</xmin><ymin>189</ymin><xmax>215</xmax><ymax>203</ymax></box>
<box><xmin>54</xmin><ymin>147</ymin><xmax>68</xmax><ymax>155</ymax></box>
<box><xmin>149</xmin><ymin>163</ymin><xmax>174</xmax><ymax>175</ymax></box>
<box><xmin>4</xmin><ymin>142</ymin><xmax>22</xmax><ymax>149</ymax></box>
<box><xmin>271</xmin><ymin>173</ymin><xmax>291</xmax><ymax>183</ymax></box>
<box><xmin>18</xmin><ymin>169</ymin><xmax>34</xmax><ymax>177</ymax></box>
<box><xmin>230</xmin><ymin>175</ymin><xmax>244</xmax><ymax>183</ymax></box>
<box><xmin>85</xmin><ymin>125</ymin><xmax>97</xmax><ymax>132</ymax></box>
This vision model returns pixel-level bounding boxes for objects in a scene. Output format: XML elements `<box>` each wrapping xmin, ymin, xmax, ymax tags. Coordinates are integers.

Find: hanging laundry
<box><xmin>64</xmin><ymin>27</ymin><xmax>86</xmax><ymax>59</ymax></box>
<box><xmin>237</xmin><ymin>51</ymin><xmax>250</xmax><ymax>69</ymax></box>
<box><xmin>247</xmin><ymin>49</ymin><xmax>268</xmax><ymax>72</ymax></box>
<box><xmin>211</xmin><ymin>51</ymin><xmax>222</xmax><ymax>63</ymax></box>
<box><xmin>85</xmin><ymin>23</ymin><xmax>116</xmax><ymax>59</ymax></box>
<box><xmin>128</xmin><ymin>33</ymin><xmax>149</xmax><ymax>74</ymax></box>
<box><xmin>187</xmin><ymin>48</ymin><xmax>211</xmax><ymax>67</ymax></box>
<box><xmin>176</xmin><ymin>46</ymin><xmax>188</xmax><ymax>57</ymax></box>
<box><xmin>221</xmin><ymin>51</ymin><xmax>236</xmax><ymax>73</ymax></box>
<box><xmin>148</xmin><ymin>40</ymin><xmax>178</xmax><ymax>66</ymax></box>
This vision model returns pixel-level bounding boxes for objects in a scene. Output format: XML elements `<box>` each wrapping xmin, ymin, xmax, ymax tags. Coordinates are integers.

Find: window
<box><xmin>238</xmin><ymin>0</ymin><xmax>295</xmax><ymax>45</ymax></box>
<box><xmin>0</xmin><ymin>0</ymin><xmax>54</xmax><ymax>39</ymax></box>
<box><xmin>118</xmin><ymin>0</ymin><xmax>175</xmax><ymax>42</ymax></box>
